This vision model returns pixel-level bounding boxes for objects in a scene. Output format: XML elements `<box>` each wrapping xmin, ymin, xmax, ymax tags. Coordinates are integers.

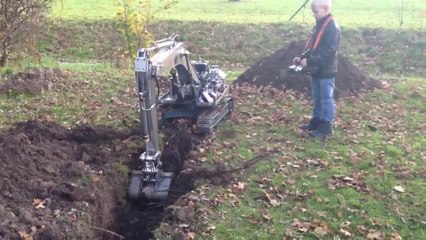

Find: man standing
<box><xmin>294</xmin><ymin>0</ymin><xmax>341</xmax><ymax>138</ymax></box>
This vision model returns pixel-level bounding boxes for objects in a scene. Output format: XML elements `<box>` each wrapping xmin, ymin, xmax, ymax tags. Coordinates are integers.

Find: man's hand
<box><xmin>293</xmin><ymin>57</ymin><xmax>301</xmax><ymax>64</ymax></box>
<box><xmin>293</xmin><ymin>57</ymin><xmax>307</xmax><ymax>67</ymax></box>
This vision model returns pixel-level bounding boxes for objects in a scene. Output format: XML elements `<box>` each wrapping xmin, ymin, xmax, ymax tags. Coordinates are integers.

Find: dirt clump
<box><xmin>237</xmin><ymin>41</ymin><xmax>381</xmax><ymax>98</ymax></box>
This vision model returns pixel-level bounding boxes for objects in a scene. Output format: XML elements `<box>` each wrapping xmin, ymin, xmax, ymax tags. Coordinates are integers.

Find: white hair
<box><xmin>311</xmin><ymin>0</ymin><xmax>332</xmax><ymax>8</ymax></box>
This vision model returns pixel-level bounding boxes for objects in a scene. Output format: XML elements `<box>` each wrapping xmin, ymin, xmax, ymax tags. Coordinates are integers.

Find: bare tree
<box><xmin>0</xmin><ymin>0</ymin><xmax>53</xmax><ymax>66</ymax></box>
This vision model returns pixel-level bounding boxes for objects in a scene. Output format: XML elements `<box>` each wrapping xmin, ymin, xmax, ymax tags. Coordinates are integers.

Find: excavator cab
<box><xmin>194</xmin><ymin>61</ymin><xmax>208</xmax><ymax>72</ymax></box>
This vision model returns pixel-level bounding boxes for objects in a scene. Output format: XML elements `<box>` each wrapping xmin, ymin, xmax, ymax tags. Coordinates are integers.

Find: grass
<box><xmin>1</xmin><ymin>0</ymin><xmax>425</xmax><ymax>239</ymax></box>
<box><xmin>26</xmin><ymin>19</ymin><xmax>425</xmax><ymax>80</ymax></box>
<box><xmin>175</xmin><ymin>78</ymin><xmax>425</xmax><ymax>239</ymax></box>
<box><xmin>52</xmin><ymin>0</ymin><xmax>426</xmax><ymax>29</ymax></box>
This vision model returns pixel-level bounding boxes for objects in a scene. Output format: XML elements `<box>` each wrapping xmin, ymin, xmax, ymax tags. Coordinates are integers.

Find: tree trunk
<box><xmin>0</xmin><ymin>35</ymin><xmax>11</xmax><ymax>67</ymax></box>
<box><xmin>0</xmin><ymin>51</ymin><xmax>7</xmax><ymax>67</ymax></box>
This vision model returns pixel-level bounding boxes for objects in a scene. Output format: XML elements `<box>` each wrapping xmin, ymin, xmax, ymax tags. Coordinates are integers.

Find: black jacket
<box><xmin>304</xmin><ymin>14</ymin><xmax>341</xmax><ymax>79</ymax></box>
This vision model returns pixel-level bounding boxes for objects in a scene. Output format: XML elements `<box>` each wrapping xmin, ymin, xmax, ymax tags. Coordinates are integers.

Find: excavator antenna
<box><xmin>289</xmin><ymin>0</ymin><xmax>310</xmax><ymax>21</ymax></box>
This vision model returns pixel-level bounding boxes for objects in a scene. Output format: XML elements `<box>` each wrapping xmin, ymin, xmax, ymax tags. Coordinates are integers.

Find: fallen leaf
<box><xmin>263</xmin><ymin>213</ymin><xmax>272</xmax><ymax>221</ymax></box>
<box><xmin>343</xmin><ymin>176</ymin><xmax>354</xmax><ymax>181</ymax></box>
<box><xmin>32</xmin><ymin>198</ymin><xmax>46</xmax><ymax>209</ymax></box>
<box><xmin>340</xmin><ymin>221</ymin><xmax>351</xmax><ymax>228</ymax></box>
<box><xmin>18</xmin><ymin>226</ymin><xmax>42</xmax><ymax>240</ymax></box>
<box><xmin>285</xmin><ymin>228</ymin><xmax>293</xmax><ymax>237</ymax></box>
<box><xmin>233</xmin><ymin>182</ymin><xmax>245</xmax><ymax>193</ymax></box>
<box><xmin>292</xmin><ymin>219</ymin><xmax>312</xmax><ymax>233</ymax></box>
<box><xmin>393</xmin><ymin>185</ymin><xmax>405</xmax><ymax>193</ymax></box>
<box><xmin>266</xmin><ymin>145</ymin><xmax>275</xmax><ymax>152</ymax></box>
<box><xmin>207</xmin><ymin>224</ymin><xmax>216</xmax><ymax>231</ymax></box>
<box><xmin>357</xmin><ymin>225</ymin><xmax>369</xmax><ymax>235</ymax></box>
<box><xmin>295</xmin><ymin>128</ymin><xmax>309</xmax><ymax>138</ymax></box>
<box><xmin>287</xmin><ymin>179</ymin><xmax>296</xmax><ymax>185</ymax></box>
<box><xmin>186</xmin><ymin>232</ymin><xmax>195</xmax><ymax>240</ymax></box>
<box><xmin>91</xmin><ymin>174</ymin><xmax>102</xmax><ymax>182</ymax></box>
<box><xmin>391</xmin><ymin>232</ymin><xmax>402</xmax><ymax>240</ymax></box>
<box><xmin>269</xmin><ymin>199</ymin><xmax>282</xmax><ymax>207</ymax></box>
<box><xmin>340</xmin><ymin>228</ymin><xmax>351</xmax><ymax>236</ymax></box>
<box><xmin>314</xmin><ymin>226</ymin><xmax>329</xmax><ymax>236</ymax></box>
<box><xmin>317</xmin><ymin>211</ymin><xmax>327</xmax><ymax>218</ymax></box>
<box><xmin>367</xmin><ymin>230</ymin><xmax>385</xmax><ymax>240</ymax></box>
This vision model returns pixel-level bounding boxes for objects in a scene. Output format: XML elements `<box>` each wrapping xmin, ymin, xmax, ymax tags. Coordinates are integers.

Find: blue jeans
<box><xmin>311</xmin><ymin>77</ymin><xmax>335</xmax><ymax>123</ymax></box>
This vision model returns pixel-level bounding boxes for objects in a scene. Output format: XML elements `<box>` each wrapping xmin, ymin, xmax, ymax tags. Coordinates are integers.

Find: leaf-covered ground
<box><xmin>155</xmin><ymin>78</ymin><xmax>425</xmax><ymax>239</ymax></box>
<box><xmin>0</xmin><ymin>9</ymin><xmax>425</xmax><ymax>240</ymax></box>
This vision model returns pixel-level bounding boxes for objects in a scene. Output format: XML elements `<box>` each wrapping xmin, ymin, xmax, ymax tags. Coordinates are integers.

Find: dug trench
<box><xmin>0</xmin><ymin>120</ymin><xmax>245</xmax><ymax>240</ymax></box>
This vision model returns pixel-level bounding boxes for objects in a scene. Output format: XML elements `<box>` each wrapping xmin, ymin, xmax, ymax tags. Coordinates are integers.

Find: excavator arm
<box><xmin>148</xmin><ymin>33</ymin><xmax>200</xmax><ymax>84</ymax></box>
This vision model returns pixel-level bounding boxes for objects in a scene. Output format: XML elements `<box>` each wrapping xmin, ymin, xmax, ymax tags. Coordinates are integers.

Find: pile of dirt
<box><xmin>237</xmin><ymin>41</ymin><xmax>381</xmax><ymax>98</ymax></box>
<box><xmin>0</xmin><ymin>121</ymin><xmax>135</xmax><ymax>240</ymax></box>
<box><xmin>0</xmin><ymin>120</ymin><xmax>201</xmax><ymax>240</ymax></box>
<box><xmin>0</xmin><ymin>68</ymin><xmax>69</xmax><ymax>95</ymax></box>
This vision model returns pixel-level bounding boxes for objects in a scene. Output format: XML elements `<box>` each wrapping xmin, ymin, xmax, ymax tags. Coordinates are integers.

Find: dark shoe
<box><xmin>300</xmin><ymin>117</ymin><xmax>320</xmax><ymax>131</ymax></box>
<box><xmin>309</xmin><ymin>121</ymin><xmax>332</xmax><ymax>138</ymax></box>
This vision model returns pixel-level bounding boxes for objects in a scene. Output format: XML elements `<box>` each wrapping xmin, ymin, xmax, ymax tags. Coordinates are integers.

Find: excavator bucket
<box><xmin>128</xmin><ymin>170</ymin><xmax>173</xmax><ymax>201</ymax></box>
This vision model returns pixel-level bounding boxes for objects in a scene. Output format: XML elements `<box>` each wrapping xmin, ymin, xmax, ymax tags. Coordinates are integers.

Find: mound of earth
<box><xmin>0</xmin><ymin>120</ymin><xmax>200</xmax><ymax>240</ymax></box>
<box><xmin>237</xmin><ymin>41</ymin><xmax>381</xmax><ymax>98</ymax></box>
<box><xmin>0</xmin><ymin>121</ymin><xmax>136</xmax><ymax>240</ymax></box>
<box><xmin>0</xmin><ymin>68</ymin><xmax>68</xmax><ymax>95</ymax></box>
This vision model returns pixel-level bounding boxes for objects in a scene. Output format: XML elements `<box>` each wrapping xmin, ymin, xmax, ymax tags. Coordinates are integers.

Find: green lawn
<box><xmin>52</xmin><ymin>0</ymin><xmax>426</xmax><ymax>28</ymax></box>
<box><xmin>154</xmin><ymin>77</ymin><xmax>425</xmax><ymax>240</ymax></box>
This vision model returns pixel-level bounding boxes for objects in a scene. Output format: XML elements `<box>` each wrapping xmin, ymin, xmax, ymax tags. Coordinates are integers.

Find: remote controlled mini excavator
<box><xmin>128</xmin><ymin>34</ymin><xmax>233</xmax><ymax>201</ymax></box>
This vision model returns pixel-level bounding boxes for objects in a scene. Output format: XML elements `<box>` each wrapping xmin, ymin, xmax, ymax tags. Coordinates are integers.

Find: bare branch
<box><xmin>89</xmin><ymin>226</ymin><xmax>125</xmax><ymax>239</ymax></box>
<box><xmin>0</xmin><ymin>0</ymin><xmax>52</xmax><ymax>66</ymax></box>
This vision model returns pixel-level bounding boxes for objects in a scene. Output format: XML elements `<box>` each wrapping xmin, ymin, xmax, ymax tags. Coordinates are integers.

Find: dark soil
<box><xmin>236</xmin><ymin>41</ymin><xmax>382</xmax><ymax>98</ymax></box>
<box><xmin>0</xmin><ymin>72</ymin><xmax>241</xmax><ymax>240</ymax></box>
<box><xmin>0</xmin><ymin>120</ymin><xmax>230</xmax><ymax>240</ymax></box>
<box><xmin>112</xmin><ymin>127</ymin><xmax>195</xmax><ymax>240</ymax></box>
<box><xmin>0</xmin><ymin>121</ymin><xmax>135</xmax><ymax>240</ymax></box>
<box><xmin>112</xmin><ymin>172</ymin><xmax>195</xmax><ymax>240</ymax></box>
